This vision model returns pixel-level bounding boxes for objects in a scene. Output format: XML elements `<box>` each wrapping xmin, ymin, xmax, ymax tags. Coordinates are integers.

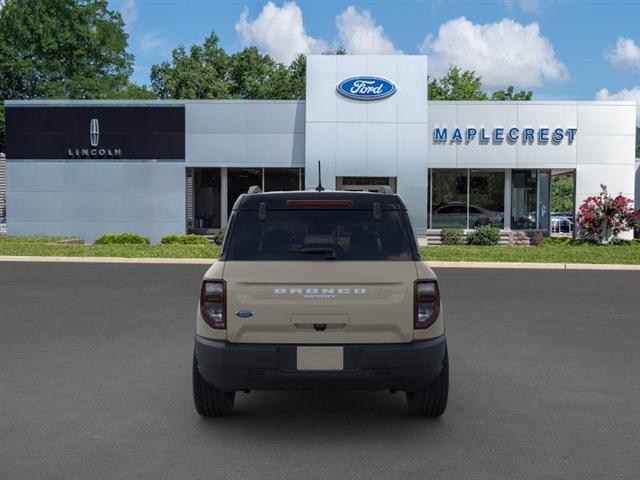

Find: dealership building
<box><xmin>3</xmin><ymin>55</ymin><xmax>638</xmax><ymax>242</ymax></box>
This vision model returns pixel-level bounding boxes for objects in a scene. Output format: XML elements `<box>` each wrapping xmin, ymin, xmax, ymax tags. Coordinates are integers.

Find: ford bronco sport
<box><xmin>193</xmin><ymin>187</ymin><xmax>448</xmax><ymax>417</ymax></box>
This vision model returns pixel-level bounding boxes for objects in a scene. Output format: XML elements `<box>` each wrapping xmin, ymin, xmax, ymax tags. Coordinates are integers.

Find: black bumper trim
<box><xmin>194</xmin><ymin>336</ymin><xmax>447</xmax><ymax>392</ymax></box>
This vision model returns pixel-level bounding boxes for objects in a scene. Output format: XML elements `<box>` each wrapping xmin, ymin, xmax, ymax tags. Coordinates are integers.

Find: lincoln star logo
<box><xmin>67</xmin><ymin>118</ymin><xmax>122</xmax><ymax>159</ymax></box>
<box><xmin>337</xmin><ymin>76</ymin><xmax>397</xmax><ymax>101</ymax></box>
<box><xmin>89</xmin><ymin>118</ymin><xmax>99</xmax><ymax>147</ymax></box>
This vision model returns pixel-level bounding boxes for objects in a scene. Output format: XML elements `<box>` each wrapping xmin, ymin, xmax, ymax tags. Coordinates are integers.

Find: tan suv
<box><xmin>193</xmin><ymin>188</ymin><xmax>448</xmax><ymax>417</ymax></box>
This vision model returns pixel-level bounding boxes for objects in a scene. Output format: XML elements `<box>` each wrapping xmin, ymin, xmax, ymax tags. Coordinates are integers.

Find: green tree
<box><xmin>551</xmin><ymin>174</ymin><xmax>575</xmax><ymax>213</ymax></box>
<box><xmin>150</xmin><ymin>33</ymin><xmax>230</xmax><ymax>99</ymax></box>
<box><xmin>111</xmin><ymin>83</ymin><xmax>156</xmax><ymax>100</ymax></box>
<box><xmin>0</xmin><ymin>0</ymin><xmax>137</xmax><ymax>151</ymax></box>
<box><xmin>428</xmin><ymin>66</ymin><xmax>488</xmax><ymax>101</ymax></box>
<box><xmin>228</xmin><ymin>47</ymin><xmax>286</xmax><ymax>99</ymax></box>
<box><xmin>428</xmin><ymin>66</ymin><xmax>533</xmax><ymax>102</ymax></box>
<box><xmin>491</xmin><ymin>86</ymin><xmax>533</xmax><ymax>101</ymax></box>
<box><xmin>323</xmin><ymin>47</ymin><xmax>347</xmax><ymax>55</ymax></box>
<box><xmin>288</xmin><ymin>54</ymin><xmax>306</xmax><ymax>100</ymax></box>
<box><xmin>150</xmin><ymin>33</ymin><xmax>307</xmax><ymax>100</ymax></box>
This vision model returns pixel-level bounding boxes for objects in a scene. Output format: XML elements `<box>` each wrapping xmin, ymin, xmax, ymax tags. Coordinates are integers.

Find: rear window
<box><xmin>224</xmin><ymin>210</ymin><xmax>417</xmax><ymax>261</ymax></box>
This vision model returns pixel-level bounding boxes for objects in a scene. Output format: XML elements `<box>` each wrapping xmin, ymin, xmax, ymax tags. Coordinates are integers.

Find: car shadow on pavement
<box><xmin>191</xmin><ymin>390</ymin><xmax>449</xmax><ymax>443</ymax></box>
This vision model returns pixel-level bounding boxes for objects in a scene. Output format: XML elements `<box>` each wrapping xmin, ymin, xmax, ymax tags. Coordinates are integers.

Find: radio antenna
<box><xmin>315</xmin><ymin>161</ymin><xmax>325</xmax><ymax>192</ymax></box>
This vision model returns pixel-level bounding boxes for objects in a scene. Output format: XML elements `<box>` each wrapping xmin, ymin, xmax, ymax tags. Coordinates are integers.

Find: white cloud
<box><xmin>420</xmin><ymin>17</ymin><xmax>568</xmax><ymax>89</ymax></box>
<box><xmin>119</xmin><ymin>0</ymin><xmax>138</xmax><ymax>33</ymax></box>
<box><xmin>235</xmin><ymin>1</ymin><xmax>327</xmax><ymax>64</ymax></box>
<box><xmin>335</xmin><ymin>6</ymin><xmax>401</xmax><ymax>55</ymax></box>
<box><xmin>140</xmin><ymin>30</ymin><xmax>167</xmax><ymax>56</ymax></box>
<box><xmin>504</xmin><ymin>0</ymin><xmax>542</xmax><ymax>14</ymax></box>
<box><xmin>605</xmin><ymin>37</ymin><xmax>640</xmax><ymax>70</ymax></box>
<box><xmin>595</xmin><ymin>87</ymin><xmax>640</xmax><ymax>124</ymax></box>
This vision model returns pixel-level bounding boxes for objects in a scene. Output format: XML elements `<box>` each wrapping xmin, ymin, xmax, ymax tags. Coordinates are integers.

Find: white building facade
<box><xmin>3</xmin><ymin>55</ymin><xmax>637</xmax><ymax>241</ymax></box>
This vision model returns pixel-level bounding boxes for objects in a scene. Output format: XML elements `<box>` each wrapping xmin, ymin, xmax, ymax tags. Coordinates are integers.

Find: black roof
<box><xmin>233</xmin><ymin>190</ymin><xmax>407</xmax><ymax>211</ymax></box>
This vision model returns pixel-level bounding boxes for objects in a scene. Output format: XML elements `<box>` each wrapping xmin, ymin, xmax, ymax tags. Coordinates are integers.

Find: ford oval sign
<box><xmin>337</xmin><ymin>76</ymin><xmax>397</xmax><ymax>101</ymax></box>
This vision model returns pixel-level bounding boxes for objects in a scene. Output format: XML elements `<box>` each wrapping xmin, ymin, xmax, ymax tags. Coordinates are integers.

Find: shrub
<box><xmin>161</xmin><ymin>234</ymin><xmax>209</xmax><ymax>245</ymax></box>
<box><xmin>509</xmin><ymin>231</ymin><xmax>529</xmax><ymax>246</ymax></box>
<box><xmin>55</xmin><ymin>238</ymin><xmax>85</xmax><ymax>245</ymax></box>
<box><xmin>577</xmin><ymin>184</ymin><xmax>639</xmax><ymax>244</ymax></box>
<box><xmin>440</xmin><ymin>228</ymin><xmax>464</xmax><ymax>245</ymax></box>
<box><xmin>94</xmin><ymin>233</ymin><xmax>150</xmax><ymax>245</ymax></box>
<box><xmin>466</xmin><ymin>225</ymin><xmax>500</xmax><ymax>246</ymax></box>
<box><xmin>543</xmin><ymin>237</ymin><xmax>571</xmax><ymax>246</ymax></box>
<box><xmin>530</xmin><ymin>231</ymin><xmax>546</xmax><ymax>246</ymax></box>
<box><xmin>212</xmin><ymin>228</ymin><xmax>226</xmax><ymax>246</ymax></box>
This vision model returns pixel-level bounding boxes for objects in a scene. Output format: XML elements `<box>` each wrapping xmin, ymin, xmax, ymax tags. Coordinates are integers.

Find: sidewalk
<box><xmin>2</xmin><ymin>255</ymin><xmax>639</xmax><ymax>270</ymax></box>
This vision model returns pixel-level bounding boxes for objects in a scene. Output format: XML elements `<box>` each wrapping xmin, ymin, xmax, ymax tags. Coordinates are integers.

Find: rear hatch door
<box><xmin>224</xmin><ymin>261</ymin><xmax>417</xmax><ymax>344</ymax></box>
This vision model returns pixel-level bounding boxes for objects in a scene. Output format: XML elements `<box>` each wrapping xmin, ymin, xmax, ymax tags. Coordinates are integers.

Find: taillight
<box><xmin>414</xmin><ymin>280</ymin><xmax>440</xmax><ymax>329</ymax></box>
<box><xmin>200</xmin><ymin>280</ymin><xmax>226</xmax><ymax>329</ymax></box>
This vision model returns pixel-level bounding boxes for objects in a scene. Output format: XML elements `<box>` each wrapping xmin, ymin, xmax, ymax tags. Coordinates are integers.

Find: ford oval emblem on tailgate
<box><xmin>235</xmin><ymin>310</ymin><xmax>254</xmax><ymax>318</ymax></box>
<box><xmin>337</xmin><ymin>76</ymin><xmax>397</xmax><ymax>101</ymax></box>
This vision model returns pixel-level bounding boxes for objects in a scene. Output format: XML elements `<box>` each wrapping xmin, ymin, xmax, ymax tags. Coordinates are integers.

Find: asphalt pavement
<box><xmin>1</xmin><ymin>262</ymin><xmax>639</xmax><ymax>480</ymax></box>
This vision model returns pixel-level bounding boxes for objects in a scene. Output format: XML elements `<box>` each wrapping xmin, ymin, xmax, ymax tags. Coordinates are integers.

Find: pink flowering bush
<box><xmin>576</xmin><ymin>185</ymin><xmax>639</xmax><ymax>244</ymax></box>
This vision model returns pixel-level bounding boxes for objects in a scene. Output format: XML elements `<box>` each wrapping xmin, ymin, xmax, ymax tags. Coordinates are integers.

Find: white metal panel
<box><xmin>517</xmin><ymin>140</ymin><xmax>577</xmax><ymax>167</ymax></box>
<box><xmin>365</xmin><ymin>55</ymin><xmax>398</xmax><ymax>124</ymax></box>
<box><xmin>306</xmin><ymin>55</ymin><xmax>337</xmax><ymax>122</ymax></box>
<box><xmin>186</xmin><ymin>133</ymin><xmax>245</xmax><ymax>164</ymax></box>
<box><xmin>576</xmin><ymin>135</ymin><xmax>636</xmax><ymax>165</ymax></box>
<box><xmin>245</xmin><ymin>134</ymin><xmax>304</xmax><ymax>166</ymax></box>
<box><xmin>576</xmin><ymin>164</ymin><xmax>635</xmax><ymax>197</ymax></box>
<box><xmin>578</xmin><ymin>103</ymin><xmax>636</xmax><ymax>135</ymax></box>
<box><xmin>366</xmin><ymin>123</ymin><xmax>398</xmax><ymax>176</ymax></box>
<box><xmin>455</xmin><ymin>103</ymin><xmax>519</xmax><ymax>134</ymax></box>
<box><xmin>397</xmin><ymin>123</ymin><xmax>428</xmax><ymax>179</ymax></box>
<box><xmin>517</xmin><ymin>103</ymin><xmax>577</xmax><ymax>129</ymax></box>
<box><xmin>335</xmin><ymin>55</ymin><xmax>367</xmax><ymax>123</ymax></box>
<box><xmin>186</xmin><ymin>103</ymin><xmax>245</xmax><ymax>134</ymax></box>
<box><xmin>335</xmin><ymin>123</ymin><xmax>367</xmax><ymax>175</ymax></box>
<box><xmin>397</xmin><ymin>56</ymin><xmax>428</xmax><ymax>123</ymax></box>
<box><xmin>7</xmin><ymin>161</ymin><xmax>63</xmax><ymax>192</ymax></box>
<box><xmin>304</xmin><ymin>122</ymin><xmax>336</xmax><ymax>190</ymax></box>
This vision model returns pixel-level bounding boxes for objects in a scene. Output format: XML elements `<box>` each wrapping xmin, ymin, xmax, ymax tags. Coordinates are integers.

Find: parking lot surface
<box><xmin>1</xmin><ymin>262</ymin><xmax>639</xmax><ymax>479</ymax></box>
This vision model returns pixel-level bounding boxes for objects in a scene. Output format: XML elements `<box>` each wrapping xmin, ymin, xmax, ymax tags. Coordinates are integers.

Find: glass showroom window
<box><xmin>469</xmin><ymin>170</ymin><xmax>505</xmax><ymax>228</ymax></box>
<box><xmin>429</xmin><ymin>169</ymin><xmax>468</xmax><ymax>229</ymax></box>
<box><xmin>264</xmin><ymin>168</ymin><xmax>302</xmax><ymax>191</ymax></box>
<box><xmin>228</xmin><ymin>168</ymin><xmax>303</xmax><ymax>216</ymax></box>
<box><xmin>228</xmin><ymin>168</ymin><xmax>263</xmax><ymax>217</ymax></box>
<box><xmin>192</xmin><ymin>168</ymin><xmax>221</xmax><ymax>231</ymax></box>
<box><xmin>511</xmin><ymin>170</ymin><xmax>538</xmax><ymax>229</ymax></box>
<box><xmin>511</xmin><ymin>170</ymin><xmax>552</xmax><ymax>230</ymax></box>
<box><xmin>429</xmin><ymin>169</ymin><xmax>505</xmax><ymax>230</ymax></box>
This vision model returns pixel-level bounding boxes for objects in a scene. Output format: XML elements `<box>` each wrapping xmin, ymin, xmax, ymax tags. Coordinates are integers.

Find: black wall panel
<box><xmin>6</xmin><ymin>106</ymin><xmax>185</xmax><ymax>159</ymax></box>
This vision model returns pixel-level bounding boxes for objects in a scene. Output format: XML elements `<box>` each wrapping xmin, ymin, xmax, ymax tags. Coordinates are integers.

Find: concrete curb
<box><xmin>0</xmin><ymin>255</ymin><xmax>215</xmax><ymax>265</ymax></box>
<box><xmin>426</xmin><ymin>261</ymin><xmax>640</xmax><ymax>270</ymax></box>
<box><xmin>1</xmin><ymin>255</ymin><xmax>639</xmax><ymax>270</ymax></box>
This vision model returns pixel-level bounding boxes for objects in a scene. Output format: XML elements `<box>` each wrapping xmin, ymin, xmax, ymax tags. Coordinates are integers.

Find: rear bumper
<box><xmin>194</xmin><ymin>335</ymin><xmax>447</xmax><ymax>392</ymax></box>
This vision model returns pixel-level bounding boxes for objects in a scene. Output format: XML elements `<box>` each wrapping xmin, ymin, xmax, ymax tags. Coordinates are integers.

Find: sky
<box><xmin>112</xmin><ymin>0</ymin><xmax>640</xmax><ymax>123</ymax></box>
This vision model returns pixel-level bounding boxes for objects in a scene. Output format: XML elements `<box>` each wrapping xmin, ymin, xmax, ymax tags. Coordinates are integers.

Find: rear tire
<box><xmin>193</xmin><ymin>355</ymin><xmax>235</xmax><ymax>417</ymax></box>
<box><xmin>406</xmin><ymin>349</ymin><xmax>449</xmax><ymax>417</ymax></box>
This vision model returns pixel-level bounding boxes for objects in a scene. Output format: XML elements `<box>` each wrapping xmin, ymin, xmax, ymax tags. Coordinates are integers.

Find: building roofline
<box><xmin>5</xmin><ymin>99</ymin><xmax>635</xmax><ymax>108</ymax></box>
<box><xmin>427</xmin><ymin>100</ymin><xmax>637</xmax><ymax>106</ymax></box>
<box><xmin>3</xmin><ymin>99</ymin><xmax>305</xmax><ymax>107</ymax></box>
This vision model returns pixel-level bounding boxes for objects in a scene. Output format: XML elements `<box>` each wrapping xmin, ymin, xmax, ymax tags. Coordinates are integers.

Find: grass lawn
<box><xmin>0</xmin><ymin>236</ymin><xmax>221</xmax><ymax>258</ymax></box>
<box><xmin>1</xmin><ymin>235</ymin><xmax>638</xmax><ymax>264</ymax></box>
<box><xmin>420</xmin><ymin>243</ymin><xmax>640</xmax><ymax>264</ymax></box>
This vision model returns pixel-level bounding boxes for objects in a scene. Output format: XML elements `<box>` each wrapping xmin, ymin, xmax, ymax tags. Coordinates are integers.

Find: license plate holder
<box><xmin>296</xmin><ymin>346</ymin><xmax>344</xmax><ymax>371</ymax></box>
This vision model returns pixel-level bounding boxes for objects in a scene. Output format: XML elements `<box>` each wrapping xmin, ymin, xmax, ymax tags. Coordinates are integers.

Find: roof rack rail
<box><xmin>378</xmin><ymin>185</ymin><xmax>394</xmax><ymax>195</ymax></box>
<box><xmin>247</xmin><ymin>185</ymin><xmax>262</xmax><ymax>194</ymax></box>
